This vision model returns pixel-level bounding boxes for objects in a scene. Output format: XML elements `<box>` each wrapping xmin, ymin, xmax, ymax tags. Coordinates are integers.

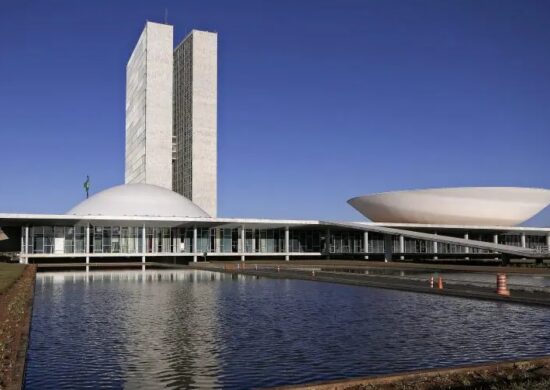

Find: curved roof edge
<box><xmin>67</xmin><ymin>183</ymin><xmax>210</xmax><ymax>218</ymax></box>
<box><xmin>348</xmin><ymin>187</ymin><xmax>550</xmax><ymax>226</ymax></box>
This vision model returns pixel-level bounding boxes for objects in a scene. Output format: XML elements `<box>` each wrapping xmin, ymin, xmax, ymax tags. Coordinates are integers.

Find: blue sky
<box><xmin>1</xmin><ymin>0</ymin><xmax>549</xmax><ymax>224</ymax></box>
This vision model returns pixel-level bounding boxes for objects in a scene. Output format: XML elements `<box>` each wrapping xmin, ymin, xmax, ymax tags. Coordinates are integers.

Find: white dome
<box><xmin>348</xmin><ymin>187</ymin><xmax>550</xmax><ymax>226</ymax></box>
<box><xmin>67</xmin><ymin>183</ymin><xmax>210</xmax><ymax>218</ymax></box>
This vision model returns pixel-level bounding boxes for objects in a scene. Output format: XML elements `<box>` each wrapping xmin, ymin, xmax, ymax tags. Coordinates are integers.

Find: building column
<box><xmin>193</xmin><ymin>226</ymin><xmax>198</xmax><ymax>263</ymax></box>
<box><xmin>399</xmin><ymin>235</ymin><xmax>405</xmax><ymax>260</ymax></box>
<box><xmin>85</xmin><ymin>224</ymin><xmax>90</xmax><ymax>272</ymax></box>
<box><xmin>173</xmin><ymin>228</ymin><xmax>179</xmax><ymax>254</ymax></box>
<box><xmin>215</xmin><ymin>228</ymin><xmax>221</xmax><ymax>253</ymax></box>
<box><xmin>22</xmin><ymin>226</ymin><xmax>29</xmax><ymax>264</ymax></box>
<box><xmin>464</xmin><ymin>233</ymin><xmax>470</xmax><ymax>260</ymax></box>
<box><xmin>325</xmin><ymin>228</ymin><xmax>331</xmax><ymax>259</ymax></box>
<box><xmin>149</xmin><ymin>228</ymin><xmax>155</xmax><ymax>254</ymax></box>
<box><xmin>20</xmin><ymin>229</ymin><xmax>24</xmax><ymax>264</ymax></box>
<box><xmin>25</xmin><ymin>226</ymin><xmax>29</xmax><ymax>264</ymax></box>
<box><xmin>240</xmin><ymin>226</ymin><xmax>246</xmax><ymax>261</ymax></box>
<box><xmin>72</xmin><ymin>226</ymin><xmax>76</xmax><ymax>255</ymax></box>
<box><xmin>363</xmin><ymin>231</ymin><xmax>369</xmax><ymax>260</ymax></box>
<box><xmin>546</xmin><ymin>234</ymin><xmax>550</xmax><ymax>251</ymax></box>
<box><xmin>521</xmin><ymin>233</ymin><xmax>526</xmax><ymax>248</ymax></box>
<box><xmin>251</xmin><ymin>229</ymin><xmax>256</xmax><ymax>253</ymax></box>
<box><xmin>433</xmin><ymin>233</ymin><xmax>438</xmax><ymax>260</ymax></box>
<box><xmin>142</xmin><ymin>224</ymin><xmax>146</xmax><ymax>271</ymax></box>
<box><xmin>284</xmin><ymin>226</ymin><xmax>290</xmax><ymax>261</ymax></box>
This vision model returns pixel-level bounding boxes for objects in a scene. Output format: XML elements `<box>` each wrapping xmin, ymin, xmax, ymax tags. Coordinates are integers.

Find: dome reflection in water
<box><xmin>25</xmin><ymin>270</ymin><xmax>550</xmax><ymax>389</ymax></box>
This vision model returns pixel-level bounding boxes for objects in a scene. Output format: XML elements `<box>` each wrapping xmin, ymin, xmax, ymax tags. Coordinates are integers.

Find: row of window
<box><xmin>21</xmin><ymin>226</ymin><xmax>548</xmax><ymax>255</ymax></box>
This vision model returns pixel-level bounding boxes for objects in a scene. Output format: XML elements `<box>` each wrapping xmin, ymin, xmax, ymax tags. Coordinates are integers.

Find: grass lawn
<box><xmin>0</xmin><ymin>263</ymin><xmax>25</xmax><ymax>294</ymax></box>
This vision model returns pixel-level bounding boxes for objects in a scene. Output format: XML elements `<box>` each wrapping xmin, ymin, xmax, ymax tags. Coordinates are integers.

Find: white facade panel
<box><xmin>191</xmin><ymin>31</ymin><xmax>217</xmax><ymax>217</ymax></box>
<box><xmin>125</xmin><ymin>22</ymin><xmax>173</xmax><ymax>190</ymax></box>
<box><xmin>125</xmin><ymin>29</ymin><xmax>147</xmax><ymax>184</ymax></box>
<box><xmin>173</xmin><ymin>30</ymin><xmax>218</xmax><ymax>217</ymax></box>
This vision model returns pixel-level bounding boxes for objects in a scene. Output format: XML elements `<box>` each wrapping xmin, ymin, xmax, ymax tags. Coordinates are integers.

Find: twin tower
<box><xmin>125</xmin><ymin>21</ymin><xmax>217</xmax><ymax>217</ymax></box>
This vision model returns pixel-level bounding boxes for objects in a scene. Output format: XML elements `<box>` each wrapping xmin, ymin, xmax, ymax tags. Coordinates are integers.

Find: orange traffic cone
<box><xmin>496</xmin><ymin>273</ymin><xmax>510</xmax><ymax>296</ymax></box>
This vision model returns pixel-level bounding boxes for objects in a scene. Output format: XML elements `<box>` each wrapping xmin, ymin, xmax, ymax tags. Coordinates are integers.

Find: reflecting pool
<box><xmin>25</xmin><ymin>270</ymin><xmax>550</xmax><ymax>389</ymax></box>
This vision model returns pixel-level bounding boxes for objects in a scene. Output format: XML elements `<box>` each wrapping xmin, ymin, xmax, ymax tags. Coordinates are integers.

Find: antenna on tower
<box><xmin>164</xmin><ymin>8</ymin><xmax>168</xmax><ymax>24</ymax></box>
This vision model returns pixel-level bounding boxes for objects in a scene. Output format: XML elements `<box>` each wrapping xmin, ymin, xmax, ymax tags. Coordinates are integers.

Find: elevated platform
<box><xmin>325</xmin><ymin>221</ymin><xmax>549</xmax><ymax>259</ymax></box>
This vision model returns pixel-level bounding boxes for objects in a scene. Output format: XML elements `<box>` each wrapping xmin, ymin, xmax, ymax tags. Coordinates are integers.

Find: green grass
<box><xmin>0</xmin><ymin>263</ymin><xmax>25</xmax><ymax>294</ymax></box>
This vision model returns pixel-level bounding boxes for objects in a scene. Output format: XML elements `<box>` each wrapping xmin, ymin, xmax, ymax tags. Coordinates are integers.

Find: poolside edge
<box><xmin>270</xmin><ymin>356</ymin><xmax>550</xmax><ymax>390</ymax></box>
<box><xmin>0</xmin><ymin>265</ymin><xmax>36</xmax><ymax>390</ymax></box>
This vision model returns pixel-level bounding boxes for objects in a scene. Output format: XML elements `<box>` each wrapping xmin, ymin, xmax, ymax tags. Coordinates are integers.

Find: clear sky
<box><xmin>1</xmin><ymin>0</ymin><xmax>549</xmax><ymax>225</ymax></box>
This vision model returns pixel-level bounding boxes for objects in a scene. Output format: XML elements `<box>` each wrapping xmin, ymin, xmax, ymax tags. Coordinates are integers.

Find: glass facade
<box><xmin>28</xmin><ymin>226</ymin><xmax>87</xmax><ymax>254</ymax></box>
<box><xmin>19</xmin><ymin>226</ymin><xmax>549</xmax><ymax>257</ymax></box>
<box><xmin>289</xmin><ymin>230</ymin><xmax>321</xmax><ymax>253</ymax></box>
<box><xmin>329</xmin><ymin>230</ymin><xmax>364</xmax><ymax>254</ymax></box>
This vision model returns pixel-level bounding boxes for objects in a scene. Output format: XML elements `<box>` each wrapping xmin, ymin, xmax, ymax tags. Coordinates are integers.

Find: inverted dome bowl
<box><xmin>67</xmin><ymin>183</ymin><xmax>210</xmax><ymax>218</ymax></box>
<box><xmin>348</xmin><ymin>187</ymin><xmax>550</xmax><ymax>226</ymax></box>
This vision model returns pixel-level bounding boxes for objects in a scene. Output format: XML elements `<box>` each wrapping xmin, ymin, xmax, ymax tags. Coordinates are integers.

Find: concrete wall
<box><xmin>125</xmin><ymin>27</ymin><xmax>147</xmax><ymax>184</ymax></box>
<box><xmin>191</xmin><ymin>31</ymin><xmax>218</xmax><ymax>217</ymax></box>
<box><xmin>125</xmin><ymin>22</ymin><xmax>173</xmax><ymax>190</ymax></box>
<box><xmin>173</xmin><ymin>30</ymin><xmax>217</xmax><ymax>217</ymax></box>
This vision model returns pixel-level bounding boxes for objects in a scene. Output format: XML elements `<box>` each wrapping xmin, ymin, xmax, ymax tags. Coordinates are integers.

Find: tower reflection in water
<box><xmin>27</xmin><ymin>270</ymin><xmax>550</xmax><ymax>390</ymax></box>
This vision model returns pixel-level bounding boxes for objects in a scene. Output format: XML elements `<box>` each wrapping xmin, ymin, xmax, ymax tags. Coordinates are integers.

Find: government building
<box><xmin>125</xmin><ymin>22</ymin><xmax>217</xmax><ymax>217</ymax></box>
<box><xmin>1</xmin><ymin>22</ymin><xmax>550</xmax><ymax>267</ymax></box>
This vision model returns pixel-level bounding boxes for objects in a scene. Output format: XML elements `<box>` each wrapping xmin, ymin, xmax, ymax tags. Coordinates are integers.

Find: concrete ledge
<box><xmin>191</xmin><ymin>263</ymin><xmax>550</xmax><ymax>307</ymax></box>
<box><xmin>270</xmin><ymin>356</ymin><xmax>550</xmax><ymax>390</ymax></box>
<box><xmin>205</xmin><ymin>259</ymin><xmax>550</xmax><ymax>274</ymax></box>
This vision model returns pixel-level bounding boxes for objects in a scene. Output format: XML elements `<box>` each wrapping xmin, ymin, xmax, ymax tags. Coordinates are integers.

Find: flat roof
<box><xmin>1</xmin><ymin>213</ymin><xmax>549</xmax><ymax>232</ymax></box>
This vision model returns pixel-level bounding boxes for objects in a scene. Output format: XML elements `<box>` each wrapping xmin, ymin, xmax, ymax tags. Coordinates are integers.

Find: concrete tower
<box><xmin>173</xmin><ymin>30</ymin><xmax>218</xmax><ymax>217</ymax></box>
<box><xmin>125</xmin><ymin>22</ymin><xmax>173</xmax><ymax>189</ymax></box>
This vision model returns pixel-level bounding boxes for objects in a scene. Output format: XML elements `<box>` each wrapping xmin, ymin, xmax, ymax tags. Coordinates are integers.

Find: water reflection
<box><xmin>323</xmin><ymin>268</ymin><xmax>550</xmax><ymax>291</ymax></box>
<box><xmin>26</xmin><ymin>270</ymin><xmax>550</xmax><ymax>389</ymax></box>
<box><xmin>40</xmin><ymin>269</ymin><xmax>225</xmax><ymax>283</ymax></box>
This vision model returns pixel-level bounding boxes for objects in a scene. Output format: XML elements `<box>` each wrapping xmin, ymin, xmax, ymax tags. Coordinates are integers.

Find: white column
<box><xmin>433</xmin><ymin>233</ymin><xmax>438</xmax><ymax>260</ymax></box>
<box><xmin>193</xmin><ymin>226</ymin><xmax>198</xmax><ymax>262</ymax></box>
<box><xmin>215</xmin><ymin>228</ymin><xmax>221</xmax><ymax>253</ymax></box>
<box><xmin>240</xmin><ymin>226</ymin><xmax>245</xmax><ymax>261</ymax></box>
<box><xmin>546</xmin><ymin>234</ymin><xmax>550</xmax><ymax>251</ymax></box>
<box><xmin>494</xmin><ymin>233</ymin><xmax>500</xmax><ymax>260</ymax></box>
<box><xmin>85</xmin><ymin>224</ymin><xmax>90</xmax><ymax>272</ymax></box>
<box><xmin>153</xmin><ymin>228</ymin><xmax>159</xmax><ymax>254</ymax></box>
<box><xmin>363</xmin><ymin>231</ymin><xmax>369</xmax><ymax>260</ymax></box>
<box><xmin>399</xmin><ymin>235</ymin><xmax>405</xmax><ymax>260</ymax></box>
<box><xmin>464</xmin><ymin>233</ymin><xmax>470</xmax><ymax>260</ymax></box>
<box><xmin>251</xmin><ymin>229</ymin><xmax>256</xmax><ymax>253</ymax></box>
<box><xmin>142</xmin><ymin>224</ymin><xmax>146</xmax><ymax>271</ymax></box>
<box><xmin>72</xmin><ymin>226</ymin><xmax>76</xmax><ymax>254</ymax></box>
<box><xmin>284</xmin><ymin>226</ymin><xmax>290</xmax><ymax>261</ymax></box>
<box><xmin>172</xmin><ymin>229</ymin><xmax>178</xmax><ymax>254</ymax></box>
<box><xmin>519</xmin><ymin>232</ymin><xmax>528</xmax><ymax>260</ymax></box>
<box><xmin>22</xmin><ymin>226</ymin><xmax>29</xmax><ymax>264</ymax></box>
